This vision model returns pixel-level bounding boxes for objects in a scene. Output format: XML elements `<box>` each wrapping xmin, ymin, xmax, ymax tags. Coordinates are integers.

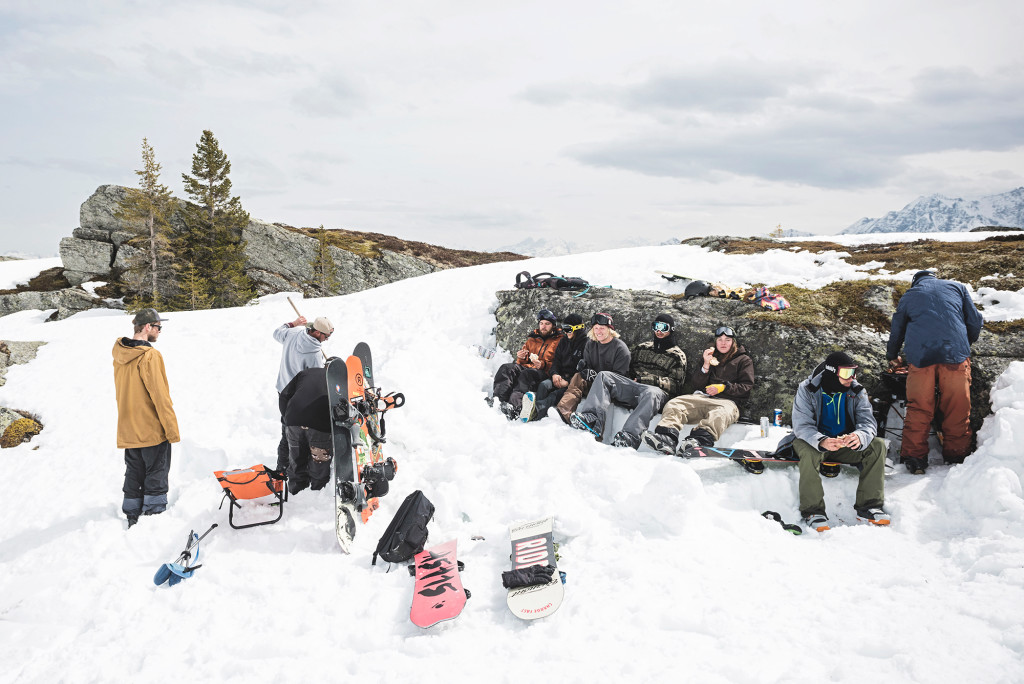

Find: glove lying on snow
<box><xmin>502</xmin><ymin>564</ymin><xmax>557</xmax><ymax>589</ymax></box>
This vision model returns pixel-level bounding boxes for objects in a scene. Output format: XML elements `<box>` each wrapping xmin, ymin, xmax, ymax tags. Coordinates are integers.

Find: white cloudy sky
<box><xmin>2</xmin><ymin>0</ymin><xmax>1023</xmax><ymax>256</ymax></box>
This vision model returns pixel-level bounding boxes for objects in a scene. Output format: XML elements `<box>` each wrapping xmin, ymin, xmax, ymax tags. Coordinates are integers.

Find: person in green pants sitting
<box><xmin>776</xmin><ymin>351</ymin><xmax>889</xmax><ymax>532</ymax></box>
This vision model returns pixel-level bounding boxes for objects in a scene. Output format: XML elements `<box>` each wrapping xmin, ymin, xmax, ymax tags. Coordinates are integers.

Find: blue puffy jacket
<box><xmin>887</xmin><ymin>273</ymin><xmax>983</xmax><ymax>367</ymax></box>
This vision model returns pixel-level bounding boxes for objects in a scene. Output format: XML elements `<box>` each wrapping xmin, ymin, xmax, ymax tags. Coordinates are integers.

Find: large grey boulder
<box><xmin>0</xmin><ymin>289</ymin><xmax>121</xmax><ymax>321</ymax></box>
<box><xmin>0</xmin><ymin>340</ymin><xmax>46</xmax><ymax>386</ymax></box>
<box><xmin>59</xmin><ymin>237</ymin><xmax>113</xmax><ymax>285</ymax></box>
<box><xmin>494</xmin><ymin>287</ymin><xmax>1019</xmax><ymax>435</ymax></box>
<box><xmin>79</xmin><ymin>184</ymin><xmax>144</xmax><ymax>243</ymax></box>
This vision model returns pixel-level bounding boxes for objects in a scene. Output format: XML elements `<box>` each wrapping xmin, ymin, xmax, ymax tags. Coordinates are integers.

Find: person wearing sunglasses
<box><xmin>569</xmin><ymin>313</ymin><xmax>687</xmax><ymax>449</ymax></box>
<box><xmin>520</xmin><ymin>313</ymin><xmax>588</xmax><ymax>421</ymax></box>
<box><xmin>886</xmin><ymin>269</ymin><xmax>983</xmax><ymax>474</ymax></box>
<box><xmin>490</xmin><ymin>309</ymin><xmax>565</xmax><ymax>421</ymax></box>
<box><xmin>113</xmin><ymin>308</ymin><xmax>179</xmax><ymax>528</ymax></box>
<box><xmin>774</xmin><ymin>351</ymin><xmax>889</xmax><ymax>531</ymax></box>
<box><xmin>642</xmin><ymin>324</ymin><xmax>754</xmax><ymax>458</ymax></box>
<box><xmin>273</xmin><ymin>313</ymin><xmax>333</xmax><ymax>472</ymax></box>
<box><xmin>555</xmin><ymin>312</ymin><xmax>631</xmax><ymax>424</ymax></box>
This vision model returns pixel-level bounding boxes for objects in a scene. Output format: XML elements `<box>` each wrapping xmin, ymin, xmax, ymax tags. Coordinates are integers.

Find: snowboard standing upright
<box><xmin>326</xmin><ymin>357</ymin><xmax>360</xmax><ymax>553</ymax></box>
<box><xmin>506</xmin><ymin>517</ymin><xmax>563</xmax><ymax>620</ymax></box>
<box><xmin>409</xmin><ymin>539</ymin><xmax>470</xmax><ymax>628</ymax></box>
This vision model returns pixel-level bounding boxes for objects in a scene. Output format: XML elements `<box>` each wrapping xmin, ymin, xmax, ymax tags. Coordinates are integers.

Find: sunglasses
<box><xmin>562</xmin><ymin>323</ymin><xmax>585</xmax><ymax>334</ymax></box>
<box><xmin>837</xmin><ymin>366</ymin><xmax>857</xmax><ymax>380</ymax></box>
<box><xmin>715</xmin><ymin>326</ymin><xmax>735</xmax><ymax>338</ymax></box>
<box><xmin>591</xmin><ymin>312</ymin><xmax>614</xmax><ymax>327</ymax></box>
<box><xmin>151</xmin><ymin>324</ymin><xmax>162</xmax><ymax>331</ymax></box>
<box><xmin>652</xmin><ymin>321</ymin><xmax>671</xmax><ymax>333</ymax></box>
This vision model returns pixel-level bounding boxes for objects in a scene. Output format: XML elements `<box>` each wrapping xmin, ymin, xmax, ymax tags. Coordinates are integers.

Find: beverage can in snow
<box><xmin>772</xmin><ymin>409</ymin><xmax>783</xmax><ymax>427</ymax></box>
<box><xmin>760</xmin><ymin>416</ymin><xmax>769</xmax><ymax>438</ymax></box>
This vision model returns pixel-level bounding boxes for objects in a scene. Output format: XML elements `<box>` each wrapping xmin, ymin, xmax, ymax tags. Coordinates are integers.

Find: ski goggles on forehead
<box><xmin>837</xmin><ymin>366</ymin><xmax>858</xmax><ymax>379</ymax></box>
<box><xmin>714</xmin><ymin>326</ymin><xmax>735</xmax><ymax>338</ymax></box>
<box><xmin>561</xmin><ymin>322</ymin><xmax>585</xmax><ymax>334</ymax></box>
<box><xmin>652</xmin><ymin>321</ymin><xmax>671</xmax><ymax>333</ymax></box>
<box><xmin>591</xmin><ymin>312</ymin><xmax>614</xmax><ymax>327</ymax></box>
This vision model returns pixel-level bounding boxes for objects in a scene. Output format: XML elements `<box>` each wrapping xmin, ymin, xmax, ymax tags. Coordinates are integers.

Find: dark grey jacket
<box><xmin>776</xmin><ymin>364</ymin><xmax>877</xmax><ymax>453</ymax></box>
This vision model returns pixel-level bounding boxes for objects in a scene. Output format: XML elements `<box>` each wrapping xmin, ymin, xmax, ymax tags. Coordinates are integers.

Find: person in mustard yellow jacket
<box><xmin>113</xmin><ymin>308</ymin><xmax>180</xmax><ymax>527</ymax></box>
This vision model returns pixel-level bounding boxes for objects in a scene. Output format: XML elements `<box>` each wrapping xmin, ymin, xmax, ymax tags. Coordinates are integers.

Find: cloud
<box><xmin>291</xmin><ymin>70</ymin><xmax>364</xmax><ymax>117</ymax></box>
<box><xmin>555</xmin><ymin>64</ymin><xmax>1024</xmax><ymax>189</ymax></box>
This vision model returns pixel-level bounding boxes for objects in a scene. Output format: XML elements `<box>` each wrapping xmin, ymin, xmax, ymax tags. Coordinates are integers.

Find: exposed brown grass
<box><xmin>0</xmin><ymin>267</ymin><xmax>71</xmax><ymax>295</ymax></box>
<box><xmin>278</xmin><ymin>224</ymin><xmax>528</xmax><ymax>268</ymax></box>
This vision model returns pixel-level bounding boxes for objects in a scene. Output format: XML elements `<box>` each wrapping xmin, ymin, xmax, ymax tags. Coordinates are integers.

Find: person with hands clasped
<box><xmin>774</xmin><ymin>351</ymin><xmax>889</xmax><ymax>532</ymax></box>
<box><xmin>489</xmin><ymin>309</ymin><xmax>564</xmax><ymax>421</ymax></box>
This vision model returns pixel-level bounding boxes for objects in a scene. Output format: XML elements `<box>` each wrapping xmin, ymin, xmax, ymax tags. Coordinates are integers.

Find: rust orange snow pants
<box><xmin>902</xmin><ymin>360</ymin><xmax>972</xmax><ymax>462</ymax></box>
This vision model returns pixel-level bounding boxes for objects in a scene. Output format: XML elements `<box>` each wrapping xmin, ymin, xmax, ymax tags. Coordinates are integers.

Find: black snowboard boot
<box><xmin>689</xmin><ymin>427</ymin><xmax>716</xmax><ymax>447</ymax></box>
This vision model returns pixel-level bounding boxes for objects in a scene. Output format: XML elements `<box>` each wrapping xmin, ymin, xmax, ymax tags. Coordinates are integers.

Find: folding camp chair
<box><xmin>213</xmin><ymin>464</ymin><xmax>288</xmax><ymax>529</ymax></box>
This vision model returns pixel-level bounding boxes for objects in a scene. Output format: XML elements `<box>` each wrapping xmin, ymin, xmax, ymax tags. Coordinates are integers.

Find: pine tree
<box><xmin>173</xmin><ymin>130</ymin><xmax>254</xmax><ymax>309</ymax></box>
<box><xmin>305</xmin><ymin>225</ymin><xmax>342</xmax><ymax>297</ymax></box>
<box><xmin>116</xmin><ymin>138</ymin><xmax>178</xmax><ymax>306</ymax></box>
<box><xmin>176</xmin><ymin>260</ymin><xmax>214</xmax><ymax>311</ymax></box>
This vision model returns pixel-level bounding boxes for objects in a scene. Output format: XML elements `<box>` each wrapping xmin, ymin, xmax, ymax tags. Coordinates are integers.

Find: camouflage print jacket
<box><xmin>629</xmin><ymin>341</ymin><xmax>688</xmax><ymax>398</ymax></box>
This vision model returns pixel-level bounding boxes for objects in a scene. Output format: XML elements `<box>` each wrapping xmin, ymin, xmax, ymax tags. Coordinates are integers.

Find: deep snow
<box><xmin>1</xmin><ymin>241</ymin><xmax>1023</xmax><ymax>683</ymax></box>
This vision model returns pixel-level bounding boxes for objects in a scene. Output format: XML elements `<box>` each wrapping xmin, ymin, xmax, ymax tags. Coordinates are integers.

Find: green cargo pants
<box><xmin>794</xmin><ymin>437</ymin><xmax>886</xmax><ymax>518</ymax></box>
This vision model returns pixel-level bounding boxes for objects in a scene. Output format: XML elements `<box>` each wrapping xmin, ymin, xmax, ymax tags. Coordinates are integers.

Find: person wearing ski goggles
<box><xmin>775</xmin><ymin>351</ymin><xmax>889</xmax><ymax>531</ymax></box>
<box><xmin>643</xmin><ymin>324</ymin><xmax>755</xmax><ymax>463</ymax></box>
<box><xmin>570</xmin><ymin>313</ymin><xmax>687</xmax><ymax>449</ymax></box>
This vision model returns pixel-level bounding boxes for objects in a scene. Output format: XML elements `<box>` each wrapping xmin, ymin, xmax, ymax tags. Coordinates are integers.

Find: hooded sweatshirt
<box><xmin>112</xmin><ymin>338</ymin><xmax>180</xmax><ymax>449</ymax></box>
<box><xmin>274</xmin><ymin>323</ymin><xmax>325</xmax><ymax>392</ymax></box>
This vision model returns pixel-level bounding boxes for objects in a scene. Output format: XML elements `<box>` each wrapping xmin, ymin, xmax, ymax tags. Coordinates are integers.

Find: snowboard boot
<box><xmin>519</xmin><ymin>391</ymin><xmax>537</xmax><ymax>423</ymax></box>
<box><xmin>855</xmin><ymin>507</ymin><xmax>891</xmax><ymax>526</ymax></box>
<box><xmin>500</xmin><ymin>401</ymin><xmax>519</xmax><ymax>422</ymax></box>
<box><xmin>803</xmin><ymin>513</ymin><xmax>831</xmax><ymax>533</ymax></box>
<box><xmin>569</xmin><ymin>412</ymin><xmax>601</xmax><ymax>439</ymax></box>
<box><xmin>819</xmin><ymin>462</ymin><xmax>841</xmax><ymax>478</ymax></box>
<box><xmin>740</xmin><ymin>458</ymin><xmax>765</xmax><ymax>474</ymax></box>
<box><xmin>641</xmin><ymin>426</ymin><xmax>679</xmax><ymax>455</ymax></box>
<box><xmin>675</xmin><ymin>436</ymin><xmax>701</xmax><ymax>457</ymax></box>
<box><xmin>904</xmin><ymin>456</ymin><xmax>928</xmax><ymax>475</ymax></box>
<box><xmin>689</xmin><ymin>427</ymin><xmax>716</xmax><ymax>447</ymax></box>
<box><xmin>610</xmin><ymin>431</ymin><xmax>640</xmax><ymax>450</ymax></box>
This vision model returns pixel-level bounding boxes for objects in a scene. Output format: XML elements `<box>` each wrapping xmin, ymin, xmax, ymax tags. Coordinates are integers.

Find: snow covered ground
<box><xmin>1</xmin><ymin>242</ymin><xmax>1023</xmax><ymax>683</ymax></box>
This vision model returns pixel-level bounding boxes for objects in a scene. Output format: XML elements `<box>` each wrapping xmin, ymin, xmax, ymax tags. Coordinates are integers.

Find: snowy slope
<box><xmin>1</xmin><ymin>243</ymin><xmax>1023</xmax><ymax>683</ymax></box>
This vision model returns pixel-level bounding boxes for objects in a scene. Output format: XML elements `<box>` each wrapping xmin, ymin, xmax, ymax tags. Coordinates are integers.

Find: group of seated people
<box><xmin>488</xmin><ymin>309</ymin><xmax>890</xmax><ymax>530</ymax></box>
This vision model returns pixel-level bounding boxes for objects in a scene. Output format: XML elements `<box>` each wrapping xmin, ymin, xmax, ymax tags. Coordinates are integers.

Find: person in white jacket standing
<box><xmin>273</xmin><ymin>315</ymin><xmax>332</xmax><ymax>471</ymax></box>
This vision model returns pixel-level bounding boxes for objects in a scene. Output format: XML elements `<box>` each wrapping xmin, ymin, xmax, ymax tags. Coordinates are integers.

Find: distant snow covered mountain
<box><xmin>842</xmin><ymin>187</ymin><xmax>1024</xmax><ymax>234</ymax></box>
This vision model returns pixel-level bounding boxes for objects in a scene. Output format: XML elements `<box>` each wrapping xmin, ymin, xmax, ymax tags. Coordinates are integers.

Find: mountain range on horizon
<box><xmin>842</xmin><ymin>187</ymin><xmax>1024</xmax><ymax>235</ymax></box>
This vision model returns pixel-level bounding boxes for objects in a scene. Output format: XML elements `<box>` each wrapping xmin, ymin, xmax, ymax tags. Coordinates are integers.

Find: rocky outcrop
<box><xmin>494</xmin><ymin>288</ymin><xmax>1020</xmax><ymax>435</ymax></box>
<box><xmin>242</xmin><ymin>219</ymin><xmax>435</xmax><ymax>296</ymax></box>
<box><xmin>0</xmin><ymin>340</ymin><xmax>46</xmax><ymax>386</ymax></box>
<box><xmin>0</xmin><ymin>288</ymin><xmax>119</xmax><ymax>321</ymax></box>
<box><xmin>57</xmin><ymin>185</ymin><xmax>449</xmax><ymax>298</ymax></box>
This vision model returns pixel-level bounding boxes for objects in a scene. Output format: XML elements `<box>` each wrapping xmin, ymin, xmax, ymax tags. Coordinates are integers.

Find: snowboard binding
<box><xmin>361</xmin><ymin>457</ymin><xmax>398</xmax><ymax>498</ymax></box>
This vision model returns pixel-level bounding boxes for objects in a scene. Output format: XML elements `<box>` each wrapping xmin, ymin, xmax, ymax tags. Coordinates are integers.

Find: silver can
<box><xmin>759</xmin><ymin>416</ymin><xmax>769</xmax><ymax>438</ymax></box>
<box><xmin>772</xmin><ymin>408</ymin><xmax>783</xmax><ymax>427</ymax></box>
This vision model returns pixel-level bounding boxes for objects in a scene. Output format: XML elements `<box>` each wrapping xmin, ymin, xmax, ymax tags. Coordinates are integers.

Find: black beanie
<box><xmin>654</xmin><ymin>313</ymin><xmax>674</xmax><ymax>330</ymax></box>
<box><xmin>564</xmin><ymin>313</ymin><xmax>584</xmax><ymax>326</ymax></box>
<box><xmin>823</xmin><ymin>351</ymin><xmax>856</xmax><ymax>375</ymax></box>
<box><xmin>652</xmin><ymin>313</ymin><xmax>676</xmax><ymax>351</ymax></box>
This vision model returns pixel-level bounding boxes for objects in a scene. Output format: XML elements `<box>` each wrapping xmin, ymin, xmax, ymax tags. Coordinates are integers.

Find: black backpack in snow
<box><xmin>514</xmin><ymin>271</ymin><xmax>590</xmax><ymax>291</ymax></box>
<box><xmin>372</xmin><ymin>489</ymin><xmax>435</xmax><ymax>566</ymax></box>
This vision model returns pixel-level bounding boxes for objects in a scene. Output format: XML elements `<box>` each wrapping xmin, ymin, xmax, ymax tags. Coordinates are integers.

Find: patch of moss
<box><xmin>986</xmin><ymin>320</ymin><xmax>1024</xmax><ymax>334</ymax></box>
<box><xmin>0</xmin><ymin>267</ymin><xmax>71</xmax><ymax>295</ymax></box>
<box><xmin>277</xmin><ymin>224</ymin><xmax>528</xmax><ymax>268</ymax></box>
<box><xmin>1</xmin><ymin>416</ymin><xmax>42</xmax><ymax>448</ymax></box>
<box><xmin>744</xmin><ymin>279</ymin><xmax>907</xmax><ymax>332</ymax></box>
<box><xmin>708</xmin><ymin>236</ymin><xmax>1024</xmax><ymax>292</ymax></box>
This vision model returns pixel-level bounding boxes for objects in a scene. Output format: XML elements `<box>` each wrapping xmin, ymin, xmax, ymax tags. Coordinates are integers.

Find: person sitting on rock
<box><xmin>776</xmin><ymin>351</ymin><xmax>889</xmax><ymax>532</ymax></box>
<box><xmin>489</xmin><ymin>308</ymin><xmax>564</xmax><ymax>421</ymax></box>
<box><xmin>555</xmin><ymin>312</ymin><xmax>631</xmax><ymax>424</ymax></box>
<box><xmin>643</xmin><ymin>324</ymin><xmax>754</xmax><ymax>455</ymax></box>
<box><xmin>523</xmin><ymin>313</ymin><xmax>588</xmax><ymax>421</ymax></box>
<box><xmin>569</xmin><ymin>313</ymin><xmax>687</xmax><ymax>449</ymax></box>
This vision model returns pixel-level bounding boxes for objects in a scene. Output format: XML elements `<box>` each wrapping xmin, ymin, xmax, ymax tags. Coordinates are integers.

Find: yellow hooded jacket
<box><xmin>112</xmin><ymin>338</ymin><xmax>180</xmax><ymax>449</ymax></box>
